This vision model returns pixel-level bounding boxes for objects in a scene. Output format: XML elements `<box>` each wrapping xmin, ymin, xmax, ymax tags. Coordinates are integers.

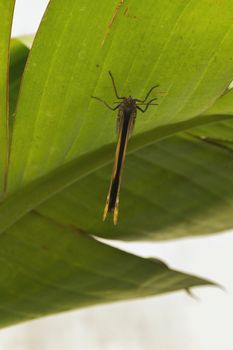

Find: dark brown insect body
<box><xmin>91</xmin><ymin>71</ymin><xmax>158</xmax><ymax>224</ymax></box>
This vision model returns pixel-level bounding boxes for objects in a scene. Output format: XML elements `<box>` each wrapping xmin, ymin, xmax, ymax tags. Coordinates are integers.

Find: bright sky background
<box><xmin>2</xmin><ymin>1</ymin><xmax>233</xmax><ymax>349</ymax></box>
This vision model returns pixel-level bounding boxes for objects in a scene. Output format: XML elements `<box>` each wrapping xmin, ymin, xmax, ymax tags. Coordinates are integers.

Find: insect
<box><xmin>91</xmin><ymin>71</ymin><xmax>159</xmax><ymax>225</ymax></box>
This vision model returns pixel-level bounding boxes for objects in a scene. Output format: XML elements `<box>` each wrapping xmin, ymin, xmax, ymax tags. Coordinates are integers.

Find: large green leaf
<box><xmin>0</xmin><ymin>0</ymin><xmax>15</xmax><ymax>196</ymax></box>
<box><xmin>0</xmin><ymin>211</ymin><xmax>212</xmax><ymax>328</ymax></box>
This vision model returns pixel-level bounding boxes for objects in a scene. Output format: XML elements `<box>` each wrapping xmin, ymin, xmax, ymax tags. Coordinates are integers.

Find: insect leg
<box><xmin>136</xmin><ymin>98</ymin><xmax>158</xmax><ymax>113</ymax></box>
<box><xmin>136</xmin><ymin>97</ymin><xmax>158</xmax><ymax>105</ymax></box>
<box><xmin>135</xmin><ymin>84</ymin><xmax>159</xmax><ymax>103</ymax></box>
<box><xmin>91</xmin><ymin>96</ymin><xmax>120</xmax><ymax>110</ymax></box>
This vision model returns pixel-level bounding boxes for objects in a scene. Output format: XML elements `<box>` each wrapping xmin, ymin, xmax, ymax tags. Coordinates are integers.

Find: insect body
<box><xmin>91</xmin><ymin>71</ymin><xmax>158</xmax><ymax>225</ymax></box>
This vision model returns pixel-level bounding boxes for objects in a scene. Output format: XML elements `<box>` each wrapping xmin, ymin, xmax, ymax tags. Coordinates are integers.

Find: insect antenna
<box><xmin>108</xmin><ymin>71</ymin><xmax>125</xmax><ymax>100</ymax></box>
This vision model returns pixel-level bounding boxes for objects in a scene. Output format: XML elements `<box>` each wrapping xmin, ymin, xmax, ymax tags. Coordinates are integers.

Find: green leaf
<box><xmin>0</xmin><ymin>211</ymin><xmax>212</xmax><ymax>328</ymax></box>
<box><xmin>0</xmin><ymin>0</ymin><xmax>15</xmax><ymax>196</ymax></box>
<box><xmin>9</xmin><ymin>39</ymin><xmax>29</xmax><ymax>136</ymax></box>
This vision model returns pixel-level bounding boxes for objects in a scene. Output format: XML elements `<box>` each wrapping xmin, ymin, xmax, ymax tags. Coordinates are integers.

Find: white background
<box><xmin>2</xmin><ymin>1</ymin><xmax>232</xmax><ymax>349</ymax></box>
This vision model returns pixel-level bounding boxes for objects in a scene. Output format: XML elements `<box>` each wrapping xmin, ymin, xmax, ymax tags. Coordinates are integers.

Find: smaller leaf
<box><xmin>9</xmin><ymin>39</ymin><xmax>29</xmax><ymax>135</ymax></box>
